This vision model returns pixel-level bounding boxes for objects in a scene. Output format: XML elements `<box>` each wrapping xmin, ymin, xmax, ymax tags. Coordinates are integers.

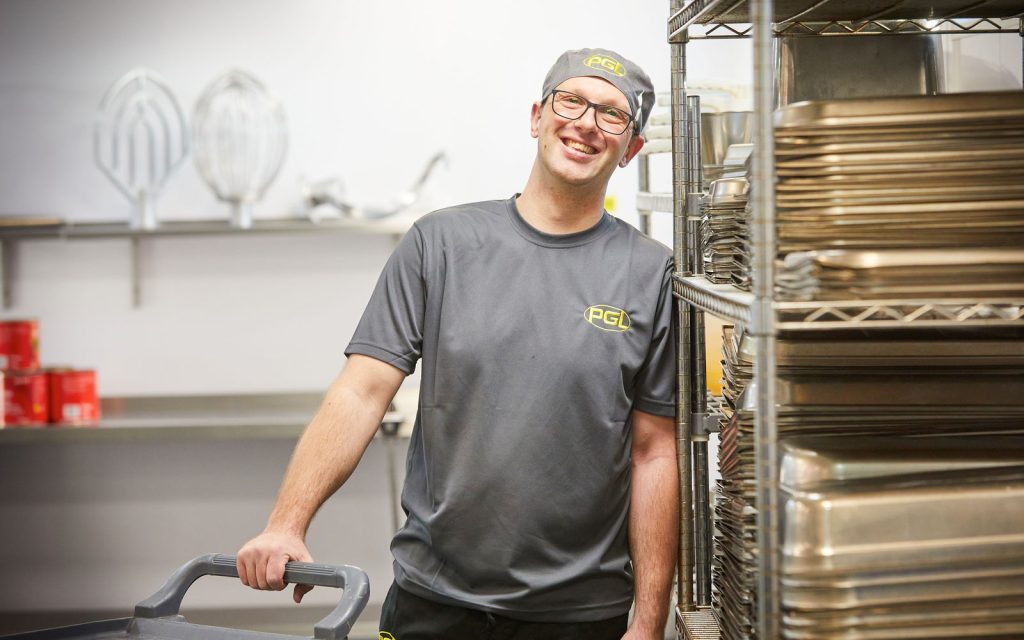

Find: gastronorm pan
<box><xmin>782</xmin><ymin>468</ymin><xmax>1024</xmax><ymax>576</ymax></box>
<box><xmin>775</xmin><ymin>135</ymin><xmax>1024</xmax><ymax>157</ymax></box>
<box><xmin>782</xmin><ymin>567</ymin><xmax>1024</xmax><ymax>611</ymax></box>
<box><xmin>774</xmin><ymin>91</ymin><xmax>1024</xmax><ymax>130</ymax></box>
<box><xmin>776</xmin><ymin>146</ymin><xmax>1024</xmax><ymax>169</ymax></box>
<box><xmin>777</xmin><ymin>167</ymin><xmax>1024</xmax><ymax>187</ymax></box>
<box><xmin>780</xmin><ymin>436</ymin><xmax>1024</xmax><ymax>491</ymax></box>
<box><xmin>0</xmin><ymin>554</ymin><xmax>370</xmax><ymax>640</ymax></box>
<box><xmin>776</xmin><ymin>373</ymin><xmax>1024</xmax><ymax>407</ymax></box>
<box><xmin>784</xmin><ymin>594</ymin><xmax>1024</xmax><ymax>627</ymax></box>
<box><xmin>777</xmin><ymin>183</ymin><xmax>1024</xmax><ymax>205</ymax></box>
<box><xmin>776</xmin><ymin>157</ymin><xmax>1024</xmax><ymax>177</ymax></box>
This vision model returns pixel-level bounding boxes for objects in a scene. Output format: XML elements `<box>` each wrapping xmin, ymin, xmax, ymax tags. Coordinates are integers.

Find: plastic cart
<box><xmin>0</xmin><ymin>554</ymin><xmax>370</xmax><ymax>640</ymax></box>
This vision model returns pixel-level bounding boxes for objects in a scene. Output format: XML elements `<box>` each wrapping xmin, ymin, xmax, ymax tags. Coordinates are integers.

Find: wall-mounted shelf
<box><xmin>0</xmin><ymin>214</ymin><xmax>416</xmax><ymax>309</ymax></box>
<box><xmin>0</xmin><ymin>392</ymin><xmax>405</xmax><ymax>445</ymax></box>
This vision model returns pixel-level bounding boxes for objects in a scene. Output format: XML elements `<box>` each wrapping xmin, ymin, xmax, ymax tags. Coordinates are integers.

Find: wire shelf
<box><xmin>692</xmin><ymin>17</ymin><xmax>1020</xmax><ymax>38</ymax></box>
<box><xmin>674</xmin><ymin>275</ymin><xmax>1024</xmax><ymax>329</ymax></box>
<box><xmin>669</xmin><ymin>0</ymin><xmax>1024</xmax><ymax>40</ymax></box>
<box><xmin>677</xmin><ymin>607</ymin><xmax>722</xmax><ymax>640</ymax></box>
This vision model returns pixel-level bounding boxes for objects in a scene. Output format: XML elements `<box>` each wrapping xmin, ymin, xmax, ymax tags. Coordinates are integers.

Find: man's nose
<box><xmin>573</xmin><ymin>106</ymin><xmax>600</xmax><ymax>133</ymax></box>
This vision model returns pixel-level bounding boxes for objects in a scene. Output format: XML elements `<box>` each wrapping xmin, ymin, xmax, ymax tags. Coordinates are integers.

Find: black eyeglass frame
<box><xmin>546</xmin><ymin>89</ymin><xmax>636</xmax><ymax>136</ymax></box>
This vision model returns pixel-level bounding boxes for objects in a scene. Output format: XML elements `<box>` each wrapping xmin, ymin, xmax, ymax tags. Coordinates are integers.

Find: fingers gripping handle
<box><xmin>134</xmin><ymin>554</ymin><xmax>370</xmax><ymax>640</ymax></box>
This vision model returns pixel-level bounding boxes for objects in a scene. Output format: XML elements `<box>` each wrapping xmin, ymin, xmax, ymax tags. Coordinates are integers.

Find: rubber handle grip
<box><xmin>134</xmin><ymin>553</ymin><xmax>370</xmax><ymax>640</ymax></box>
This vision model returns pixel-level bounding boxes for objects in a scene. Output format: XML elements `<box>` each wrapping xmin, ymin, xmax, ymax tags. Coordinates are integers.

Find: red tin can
<box><xmin>48</xmin><ymin>369</ymin><xmax>100</xmax><ymax>426</ymax></box>
<box><xmin>0</xmin><ymin>320</ymin><xmax>40</xmax><ymax>371</ymax></box>
<box><xmin>4</xmin><ymin>370</ymin><xmax>49</xmax><ymax>427</ymax></box>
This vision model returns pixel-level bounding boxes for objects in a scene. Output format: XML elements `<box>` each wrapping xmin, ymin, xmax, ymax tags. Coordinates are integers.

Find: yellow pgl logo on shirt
<box><xmin>379</xmin><ymin>633</ymin><xmax>396</xmax><ymax>640</ymax></box>
<box><xmin>583</xmin><ymin>55</ymin><xmax>626</xmax><ymax>77</ymax></box>
<box><xmin>585</xmin><ymin>305</ymin><xmax>631</xmax><ymax>332</ymax></box>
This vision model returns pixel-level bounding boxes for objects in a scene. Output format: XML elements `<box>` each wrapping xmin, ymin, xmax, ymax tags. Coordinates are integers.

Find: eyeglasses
<box><xmin>548</xmin><ymin>90</ymin><xmax>634</xmax><ymax>135</ymax></box>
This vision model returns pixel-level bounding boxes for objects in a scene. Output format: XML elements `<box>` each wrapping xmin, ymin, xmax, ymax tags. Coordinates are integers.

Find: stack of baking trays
<box><xmin>713</xmin><ymin>326</ymin><xmax>1024</xmax><ymax>639</ymax></box>
<box><xmin>781</xmin><ymin>437</ymin><xmax>1024</xmax><ymax>640</ymax></box>
<box><xmin>770</xmin><ymin>91</ymin><xmax>1024</xmax><ymax>301</ymax></box>
<box><xmin>701</xmin><ymin>177</ymin><xmax>750</xmax><ymax>286</ymax></box>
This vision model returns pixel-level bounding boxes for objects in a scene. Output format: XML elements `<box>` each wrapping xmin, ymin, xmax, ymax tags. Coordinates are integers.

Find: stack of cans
<box><xmin>0</xmin><ymin>319</ymin><xmax>100</xmax><ymax>428</ymax></box>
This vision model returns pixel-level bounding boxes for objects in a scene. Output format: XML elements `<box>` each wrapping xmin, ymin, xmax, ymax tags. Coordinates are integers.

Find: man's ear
<box><xmin>618</xmin><ymin>133</ymin><xmax>645</xmax><ymax>167</ymax></box>
<box><xmin>530</xmin><ymin>102</ymin><xmax>542</xmax><ymax>139</ymax></box>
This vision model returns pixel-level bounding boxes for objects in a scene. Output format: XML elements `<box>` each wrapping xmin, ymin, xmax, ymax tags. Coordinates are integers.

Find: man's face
<box><xmin>530</xmin><ymin>76</ymin><xmax>644</xmax><ymax>190</ymax></box>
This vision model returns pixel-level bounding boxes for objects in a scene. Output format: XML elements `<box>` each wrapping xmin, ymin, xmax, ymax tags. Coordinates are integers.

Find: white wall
<box><xmin>0</xmin><ymin>0</ymin><xmax>756</xmax><ymax>618</ymax></box>
<box><xmin>8</xmin><ymin>0</ymin><xmax>1018</xmax><ymax>621</ymax></box>
<box><xmin>0</xmin><ymin>0</ymin><xmax>753</xmax><ymax>397</ymax></box>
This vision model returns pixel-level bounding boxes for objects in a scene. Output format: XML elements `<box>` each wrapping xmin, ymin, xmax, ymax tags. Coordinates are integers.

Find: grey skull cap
<box><xmin>541</xmin><ymin>48</ymin><xmax>655</xmax><ymax>135</ymax></box>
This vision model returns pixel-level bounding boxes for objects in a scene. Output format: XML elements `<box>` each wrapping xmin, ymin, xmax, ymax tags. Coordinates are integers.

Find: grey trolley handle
<box><xmin>134</xmin><ymin>553</ymin><xmax>370</xmax><ymax>640</ymax></box>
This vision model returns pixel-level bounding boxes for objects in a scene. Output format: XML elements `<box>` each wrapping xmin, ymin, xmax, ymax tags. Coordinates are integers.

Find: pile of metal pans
<box><xmin>776</xmin><ymin>248</ymin><xmax>1024</xmax><ymax>301</ymax></box>
<box><xmin>713</xmin><ymin>326</ymin><xmax>1024</xmax><ymax>639</ymax></box>
<box><xmin>714</xmin><ymin>325</ymin><xmax>757</xmax><ymax>639</ymax></box>
<box><xmin>702</xmin><ymin>178</ymin><xmax>750</xmax><ymax>286</ymax></box>
<box><xmin>703</xmin><ymin>112</ymin><xmax>754</xmax><ymax>185</ymax></box>
<box><xmin>781</xmin><ymin>437</ymin><xmax>1024</xmax><ymax>639</ymax></box>
<box><xmin>771</xmin><ymin>91</ymin><xmax>1024</xmax><ymax>300</ymax></box>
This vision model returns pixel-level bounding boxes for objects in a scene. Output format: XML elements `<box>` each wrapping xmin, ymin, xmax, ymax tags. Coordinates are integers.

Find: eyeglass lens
<box><xmin>550</xmin><ymin>91</ymin><xmax>632</xmax><ymax>134</ymax></box>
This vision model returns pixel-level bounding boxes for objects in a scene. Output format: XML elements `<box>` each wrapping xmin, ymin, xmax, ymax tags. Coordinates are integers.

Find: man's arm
<box><xmin>624</xmin><ymin>409</ymin><xmax>680</xmax><ymax>640</ymax></box>
<box><xmin>236</xmin><ymin>354</ymin><xmax>405</xmax><ymax>602</ymax></box>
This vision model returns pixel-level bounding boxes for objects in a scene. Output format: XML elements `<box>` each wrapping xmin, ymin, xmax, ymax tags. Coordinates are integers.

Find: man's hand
<box><xmin>237</xmin><ymin>531</ymin><xmax>315</xmax><ymax>603</ymax></box>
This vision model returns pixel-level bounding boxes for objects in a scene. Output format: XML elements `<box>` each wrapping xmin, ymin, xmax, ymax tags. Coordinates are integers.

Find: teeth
<box><xmin>564</xmin><ymin>139</ymin><xmax>597</xmax><ymax>155</ymax></box>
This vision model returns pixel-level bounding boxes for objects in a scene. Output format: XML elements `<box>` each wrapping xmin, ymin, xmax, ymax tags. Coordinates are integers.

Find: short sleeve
<box><xmin>344</xmin><ymin>225</ymin><xmax>426</xmax><ymax>374</ymax></box>
<box><xmin>632</xmin><ymin>258</ymin><xmax>677</xmax><ymax>417</ymax></box>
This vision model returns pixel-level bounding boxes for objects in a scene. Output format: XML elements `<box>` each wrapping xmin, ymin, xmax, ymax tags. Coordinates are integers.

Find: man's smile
<box><xmin>562</xmin><ymin>138</ymin><xmax>598</xmax><ymax>155</ymax></box>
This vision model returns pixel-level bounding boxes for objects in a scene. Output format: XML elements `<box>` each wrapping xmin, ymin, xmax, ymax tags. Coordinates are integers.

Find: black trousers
<box><xmin>378</xmin><ymin>582</ymin><xmax>629</xmax><ymax>640</ymax></box>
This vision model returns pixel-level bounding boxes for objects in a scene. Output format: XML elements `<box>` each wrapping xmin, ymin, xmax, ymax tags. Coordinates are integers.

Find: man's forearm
<box><xmin>629</xmin><ymin>452</ymin><xmax>680</xmax><ymax>636</ymax></box>
<box><xmin>265</xmin><ymin>356</ymin><xmax>404</xmax><ymax>537</ymax></box>
<box><xmin>265</xmin><ymin>386</ymin><xmax>383</xmax><ymax>535</ymax></box>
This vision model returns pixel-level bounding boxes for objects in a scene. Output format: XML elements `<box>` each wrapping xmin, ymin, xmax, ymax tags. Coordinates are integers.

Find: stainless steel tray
<box><xmin>776</xmin><ymin>136</ymin><xmax>1024</xmax><ymax>157</ymax></box>
<box><xmin>783</xmin><ymin>595</ymin><xmax>1024</xmax><ymax>630</ymax></box>
<box><xmin>775</xmin><ymin>91</ymin><xmax>1024</xmax><ymax>130</ymax></box>
<box><xmin>777</xmin><ymin>147</ymin><xmax>1024</xmax><ymax>169</ymax></box>
<box><xmin>782</xmin><ymin>570</ymin><xmax>1024</xmax><ymax>610</ymax></box>
<box><xmin>782</xmin><ymin>472</ymin><xmax>1024</xmax><ymax>576</ymax></box>
<box><xmin>776</xmin><ymin>157</ymin><xmax>1024</xmax><ymax>177</ymax></box>
<box><xmin>780</xmin><ymin>436</ymin><xmax>1024</xmax><ymax>491</ymax></box>
<box><xmin>777</xmin><ymin>374</ymin><xmax>1024</xmax><ymax>406</ymax></box>
<box><xmin>778</xmin><ymin>168</ymin><xmax>1024</xmax><ymax>187</ymax></box>
<box><xmin>777</xmin><ymin>185</ymin><xmax>1024</xmax><ymax>207</ymax></box>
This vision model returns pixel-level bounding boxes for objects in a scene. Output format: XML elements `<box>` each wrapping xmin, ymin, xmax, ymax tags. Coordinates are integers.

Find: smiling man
<box><xmin>237</xmin><ymin>48</ymin><xmax>679</xmax><ymax>640</ymax></box>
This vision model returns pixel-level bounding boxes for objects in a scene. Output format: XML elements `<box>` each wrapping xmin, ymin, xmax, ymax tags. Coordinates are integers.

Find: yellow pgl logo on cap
<box><xmin>584</xmin><ymin>55</ymin><xmax>626</xmax><ymax>77</ymax></box>
<box><xmin>379</xmin><ymin>633</ymin><xmax>396</xmax><ymax>640</ymax></box>
<box><xmin>585</xmin><ymin>305</ymin><xmax>631</xmax><ymax>332</ymax></box>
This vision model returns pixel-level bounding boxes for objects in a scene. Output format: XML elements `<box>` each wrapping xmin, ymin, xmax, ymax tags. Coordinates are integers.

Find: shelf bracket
<box><xmin>1</xmin><ymin>240</ymin><xmax>12</xmax><ymax>310</ymax></box>
<box><xmin>131</xmin><ymin>236</ymin><xmax>142</xmax><ymax>308</ymax></box>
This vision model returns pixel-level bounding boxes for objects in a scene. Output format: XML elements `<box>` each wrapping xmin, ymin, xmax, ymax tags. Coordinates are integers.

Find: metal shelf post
<box><xmin>670</xmin><ymin>0</ymin><xmax>696</xmax><ymax>613</ymax></box>
<box><xmin>751</xmin><ymin>1</ymin><xmax>781</xmax><ymax>638</ymax></box>
<box><xmin>686</xmin><ymin>94</ymin><xmax>712</xmax><ymax>608</ymax></box>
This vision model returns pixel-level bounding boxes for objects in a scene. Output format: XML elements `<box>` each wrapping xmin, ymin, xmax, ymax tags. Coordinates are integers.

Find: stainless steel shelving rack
<box><xmin>665</xmin><ymin>2</ymin><xmax>1024</xmax><ymax>639</ymax></box>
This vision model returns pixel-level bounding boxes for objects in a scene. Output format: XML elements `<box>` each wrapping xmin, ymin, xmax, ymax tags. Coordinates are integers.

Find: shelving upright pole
<box><xmin>751</xmin><ymin>1</ymin><xmax>780</xmax><ymax>638</ymax></box>
<box><xmin>669</xmin><ymin>0</ymin><xmax>695</xmax><ymax>613</ymax></box>
<box><xmin>686</xmin><ymin>94</ymin><xmax>712</xmax><ymax>608</ymax></box>
<box><xmin>638</xmin><ymin>155</ymin><xmax>652</xmax><ymax>235</ymax></box>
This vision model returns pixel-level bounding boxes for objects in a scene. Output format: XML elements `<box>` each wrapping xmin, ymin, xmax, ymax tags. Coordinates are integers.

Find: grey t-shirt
<box><xmin>345</xmin><ymin>196</ymin><xmax>676</xmax><ymax>622</ymax></box>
